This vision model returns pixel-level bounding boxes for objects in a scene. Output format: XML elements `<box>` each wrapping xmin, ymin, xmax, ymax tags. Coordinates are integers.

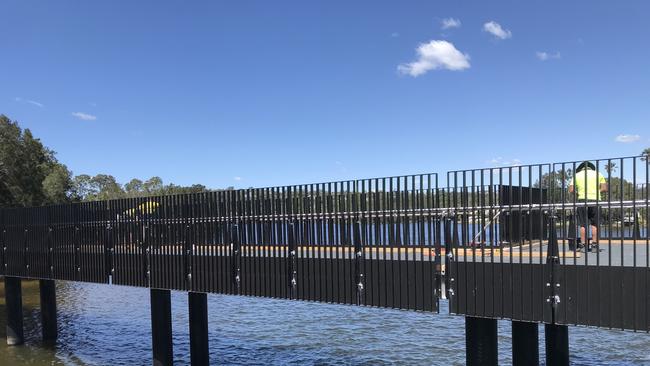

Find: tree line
<box><xmin>1</xmin><ymin>114</ymin><xmax>230</xmax><ymax>207</ymax></box>
<box><xmin>2</xmin><ymin>114</ymin><xmax>649</xmax><ymax>208</ymax></box>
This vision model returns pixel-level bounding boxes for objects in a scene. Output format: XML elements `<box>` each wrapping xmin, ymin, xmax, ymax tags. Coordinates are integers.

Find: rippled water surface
<box><xmin>1</xmin><ymin>281</ymin><xmax>650</xmax><ymax>365</ymax></box>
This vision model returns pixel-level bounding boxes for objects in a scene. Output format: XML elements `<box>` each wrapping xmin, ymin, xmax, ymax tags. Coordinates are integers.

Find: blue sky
<box><xmin>1</xmin><ymin>1</ymin><xmax>649</xmax><ymax>189</ymax></box>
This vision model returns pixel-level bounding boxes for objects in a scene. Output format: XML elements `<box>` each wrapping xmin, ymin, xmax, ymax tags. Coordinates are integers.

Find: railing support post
<box><xmin>189</xmin><ymin>292</ymin><xmax>209</xmax><ymax>366</ymax></box>
<box><xmin>39</xmin><ymin>279</ymin><xmax>58</xmax><ymax>342</ymax></box>
<box><xmin>151</xmin><ymin>289</ymin><xmax>173</xmax><ymax>366</ymax></box>
<box><xmin>545</xmin><ymin>324</ymin><xmax>569</xmax><ymax>366</ymax></box>
<box><xmin>512</xmin><ymin>321</ymin><xmax>538</xmax><ymax>365</ymax></box>
<box><xmin>465</xmin><ymin>316</ymin><xmax>498</xmax><ymax>366</ymax></box>
<box><xmin>4</xmin><ymin>276</ymin><xmax>24</xmax><ymax>346</ymax></box>
<box><xmin>545</xmin><ymin>213</ymin><xmax>568</xmax><ymax>365</ymax></box>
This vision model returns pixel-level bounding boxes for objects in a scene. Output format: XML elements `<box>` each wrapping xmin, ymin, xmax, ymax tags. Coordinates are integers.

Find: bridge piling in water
<box><xmin>151</xmin><ymin>289</ymin><xmax>173</xmax><ymax>366</ymax></box>
<box><xmin>512</xmin><ymin>321</ymin><xmax>539</xmax><ymax>365</ymax></box>
<box><xmin>4</xmin><ymin>276</ymin><xmax>24</xmax><ymax>346</ymax></box>
<box><xmin>39</xmin><ymin>279</ymin><xmax>58</xmax><ymax>341</ymax></box>
<box><xmin>465</xmin><ymin>316</ymin><xmax>498</xmax><ymax>366</ymax></box>
<box><xmin>545</xmin><ymin>324</ymin><xmax>569</xmax><ymax>366</ymax></box>
<box><xmin>188</xmin><ymin>292</ymin><xmax>209</xmax><ymax>365</ymax></box>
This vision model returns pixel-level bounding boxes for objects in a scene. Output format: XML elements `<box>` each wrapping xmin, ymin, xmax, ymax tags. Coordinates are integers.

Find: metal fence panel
<box><xmin>446</xmin><ymin>156</ymin><xmax>649</xmax><ymax>330</ymax></box>
<box><xmin>0</xmin><ymin>172</ymin><xmax>441</xmax><ymax>313</ymax></box>
<box><xmin>4</xmin><ymin>154</ymin><xmax>646</xmax><ymax>326</ymax></box>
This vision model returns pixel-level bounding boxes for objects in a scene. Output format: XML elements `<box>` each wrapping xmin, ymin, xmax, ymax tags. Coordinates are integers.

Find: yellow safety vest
<box><xmin>124</xmin><ymin>201</ymin><xmax>160</xmax><ymax>217</ymax></box>
<box><xmin>574</xmin><ymin>169</ymin><xmax>606</xmax><ymax>201</ymax></box>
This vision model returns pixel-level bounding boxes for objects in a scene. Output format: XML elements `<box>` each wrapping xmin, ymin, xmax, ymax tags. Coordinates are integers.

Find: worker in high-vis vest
<box><xmin>568</xmin><ymin>162</ymin><xmax>607</xmax><ymax>251</ymax></box>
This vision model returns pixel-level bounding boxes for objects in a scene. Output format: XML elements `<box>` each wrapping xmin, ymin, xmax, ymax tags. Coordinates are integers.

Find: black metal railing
<box><xmin>1</xmin><ymin>174</ymin><xmax>442</xmax><ymax>312</ymax></box>
<box><xmin>1</xmin><ymin>156</ymin><xmax>649</xmax><ymax>329</ymax></box>
<box><xmin>443</xmin><ymin>156</ymin><xmax>649</xmax><ymax>264</ymax></box>
<box><xmin>444</xmin><ymin>156</ymin><xmax>649</xmax><ymax>330</ymax></box>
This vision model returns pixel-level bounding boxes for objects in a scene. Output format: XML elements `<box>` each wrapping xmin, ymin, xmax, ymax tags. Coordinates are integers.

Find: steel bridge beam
<box><xmin>39</xmin><ymin>279</ymin><xmax>58</xmax><ymax>342</ymax></box>
<box><xmin>189</xmin><ymin>292</ymin><xmax>209</xmax><ymax>365</ymax></box>
<box><xmin>151</xmin><ymin>289</ymin><xmax>173</xmax><ymax>366</ymax></box>
<box><xmin>545</xmin><ymin>324</ymin><xmax>569</xmax><ymax>366</ymax></box>
<box><xmin>512</xmin><ymin>321</ymin><xmax>539</xmax><ymax>365</ymax></box>
<box><xmin>465</xmin><ymin>316</ymin><xmax>498</xmax><ymax>366</ymax></box>
<box><xmin>4</xmin><ymin>276</ymin><xmax>24</xmax><ymax>346</ymax></box>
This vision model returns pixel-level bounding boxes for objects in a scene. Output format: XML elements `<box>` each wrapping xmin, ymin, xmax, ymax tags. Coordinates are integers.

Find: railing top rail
<box><xmin>446</xmin><ymin>155</ymin><xmax>647</xmax><ymax>175</ymax></box>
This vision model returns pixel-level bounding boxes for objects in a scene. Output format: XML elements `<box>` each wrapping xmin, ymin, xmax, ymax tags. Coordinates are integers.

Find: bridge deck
<box><xmin>456</xmin><ymin>239</ymin><xmax>649</xmax><ymax>266</ymax></box>
<box><xmin>48</xmin><ymin>237</ymin><xmax>645</xmax><ymax>266</ymax></box>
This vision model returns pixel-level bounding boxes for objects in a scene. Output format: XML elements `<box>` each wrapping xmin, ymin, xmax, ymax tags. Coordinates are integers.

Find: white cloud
<box><xmin>14</xmin><ymin>97</ymin><xmax>44</xmax><ymax>108</ymax></box>
<box><xmin>398</xmin><ymin>40</ymin><xmax>470</xmax><ymax>77</ymax></box>
<box><xmin>234</xmin><ymin>176</ymin><xmax>242</xmax><ymax>181</ymax></box>
<box><xmin>71</xmin><ymin>112</ymin><xmax>97</xmax><ymax>121</ymax></box>
<box><xmin>487</xmin><ymin>157</ymin><xmax>522</xmax><ymax>166</ymax></box>
<box><xmin>536</xmin><ymin>51</ymin><xmax>561</xmax><ymax>61</ymax></box>
<box><xmin>441</xmin><ymin>18</ymin><xmax>461</xmax><ymax>30</ymax></box>
<box><xmin>615</xmin><ymin>134</ymin><xmax>640</xmax><ymax>143</ymax></box>
<box><xmin>483</xmin><ymin>21</ymin><xmax>512</xmax><ymax>40</ymax></box>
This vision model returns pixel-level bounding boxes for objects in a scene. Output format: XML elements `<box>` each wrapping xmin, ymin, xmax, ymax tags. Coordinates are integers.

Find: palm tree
<box><xmin>642</xmin><ymin>148</ymin><xmax>650</xmax><ymax>161</ymax></box>
<box><xmin>605</xmin><ymin>161</ymin><xmax>618</xmax><ymax>175</ymax></box>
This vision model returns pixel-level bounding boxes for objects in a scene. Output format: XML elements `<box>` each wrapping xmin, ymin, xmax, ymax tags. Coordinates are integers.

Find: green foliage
<box><xmin>604</xmin><ymin>161</ymin><xmax>617</xmax><ymax>174</ymax></box>
<box><xmin>71</xmin><ymin>174</ymin><xmax>211</xmax><ymax>201</ymax></box>
<box><xmin>143</xmin><ymin>176</ymin><xmax>163</xmax><ymax>194</ymax></box>
<box><xmin>42</xmin><ymin>163</ymin><xmax>73</xmax><ymax>204</ymax></box>
<box><xmin>606</xmin><ymin>176</ymin><xmax>638</xmax><ymax>201</ymax></box>
<box><xmin>0</xmin><ymin>115</ymin><xmax>73</xmax><ymax>207</ymax></box>
<box><xmin>90</xmin><ymin>174</ymin><xmax>124</xmax><ymax>201</ymax></box>
<box><xmin>1</xmin><ymin>114</ymin><xmax>215</xmax><ymax>206</ymax></box>
<box><xmin>71</xmin><ymin>174</ymin><xmax>125</xmax><ymax>201</ymax></box>
<box><xmin>70</xmin><ymin>174</ymin><xmax>96</xmax><ymax>201</ymax></box>
<box><xmin>124</xmin><ymin>178</ymin><xmax>144</xmax><ymax>196</ymax></box>
<box><xmin>158</xmin><ymin>183</ymin><xmax>209</xmax><ymax>196</ymax></box>
<box><xmin>533</xmin><ymin>169</ymin><xmax>573</xmax><ymax>202</ymax></box>
<box><xmin>642</xmin><ymin>147</ymin><xmax>650</xmax><ymax>161</ymax></box>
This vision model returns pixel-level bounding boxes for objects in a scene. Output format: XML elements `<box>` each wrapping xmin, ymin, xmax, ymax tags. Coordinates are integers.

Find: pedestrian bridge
<box><xmin>1</xmin><ymin>155</ymin><xmax>648</xmax><ymax>365</ymax></box>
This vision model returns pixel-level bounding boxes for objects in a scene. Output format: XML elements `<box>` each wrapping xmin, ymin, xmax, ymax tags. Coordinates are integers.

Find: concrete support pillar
<box><xmin>512</xmin><ymin>321</ymin><xmax>539</xmax><ymax>366</ymax></box>
<box><xmin>465</xmin><ymin>316</ymin><xmax>498</xmax><ymax>366</ymax></box>
<box><xmin>4</xmin><ymin>276</ymin><xmax>24</xmax><ymax>346</ymax></box>
<box><xmin>545</xmin><ymin>324</ymin><xmax>569</xmax><ymax>366</ymax></box>
<box><xmin>39</xmin><ymin>279</ymin><xmax>58</xmax><ymax>342</ymax></box>
<box><xmin>189</xmin><ymin>292</ymin><xmax>209</xmax><ymax>365</ymax></box>
<box><xmin>151</xmin><ymin>289</ymin><xmax>173</xmax><ymax>366</ymax></box>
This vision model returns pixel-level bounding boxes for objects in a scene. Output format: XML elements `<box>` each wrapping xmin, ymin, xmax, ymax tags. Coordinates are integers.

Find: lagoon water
<box><xmin>1</xmin><ymin>281</ymin><xmax>650</xmax><ymax>365</ymax></box>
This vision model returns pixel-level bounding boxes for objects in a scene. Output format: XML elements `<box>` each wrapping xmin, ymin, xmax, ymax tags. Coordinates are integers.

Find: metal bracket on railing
<box><xmin>444</xmin><ymin>209</ymin><xmax>456</xmax><ymax>218</ymax></box>
<box><xmin>547</xmin><ymin>294</ymin><xmax>561</xmax><ymax>306</ymax></box>
<box><xmin>143</xmin><ymin>224</ymin><xmax>151</xmax><ymax>280</ymax></box>
<box><xmin>546</xmin><ymin>213</ymin><xmax>563</xmax><ymax>323</ymax></box>
<box><xmin>105</xmin><ymin>224</ymin><xmax>114</xmax><ymax>277</ymax></box>
<box><xmin>287</xmin><ymin>222</ymin><xmax>297</xmax><ymax>299</ymax></box>
<box><xmin>546</xmin><ymin>214</ymin><xmax>560</xmax><ymax>264</ymax></box>
<box><xmin>443</xmin><ymin>214</ymin><xmax>456</xmax><ymax>300</ymax></box>
<box><xmin>1</xmin><ymin>228</ymin><xmax>5</xmax><ymax>273</ymax></box>
<box><xmin>74</xmin><ymin>225</ymin><xmax>81</xmax><ymax>277</ymax></box>
<box><xmin>183</xmin><ymin>223</ymin><xmax>192</xmax><ymax>286</ymax></box>
<box><xmin>443</xmin><ymin>216</ymin><xmax>455</xmax><ymax>261</ymax></box>
<box><xmin>23</xmin><ymin>227</ymin><xmax>29</xmax><ymax>275</ymax></box>
<box><xmin>231</xmin><ymin>224</ymin><xmax>241</xmax><ymax>294</ymax></box>
<box><xmin>353</xmin><ymin>219</ymin><xmax>364</xmax><ymax>305</ymax></box>
<box><xmin>47</xmin><ymin>226</ymin><xmax>54</xmax><ymax>277</ymax></box>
